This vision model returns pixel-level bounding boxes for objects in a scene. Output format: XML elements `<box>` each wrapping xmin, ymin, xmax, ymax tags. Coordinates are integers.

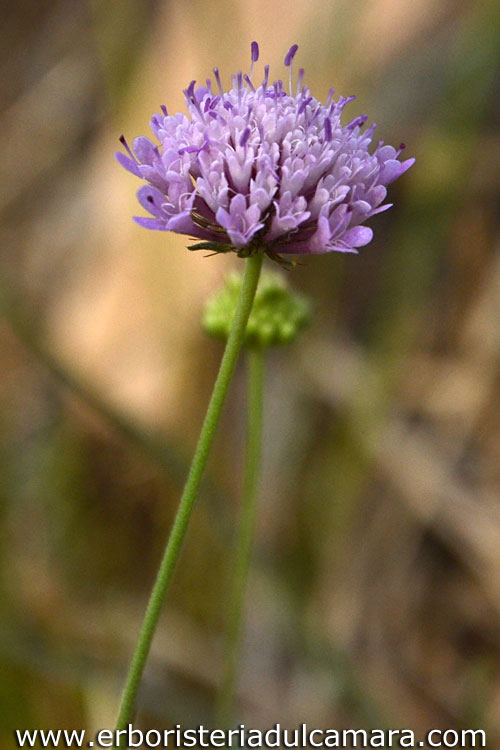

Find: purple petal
<box><xmin>132</xmin><ymin>136</ymin><xmax>158</xmax><ymax>164</ymax></box>
<box><xmin>115</xmin><ymin>152</ymin><xmax>142</xmax><ymax>177</ymax></box>
<box><xmin>215</xmin><ymin>207</ymin><xmax>231</xmax><ymax>230</ymax></box>
<box><xmin>367</xmin><ymin>185</ymin><xmax>387</xmax><ymax>207</ymax></box>
<box><xmin>138</xmin><ymin>165</ymin><xmax>168</xmax><ymax>193</ymax></box>
<box><xmin>194</xmin><ymin>85</ymin><xmax>208</xmax><ymax>102</ymax></box>
<box><xmin>133</xmin><ymin>216</ymin><xmax>167</xmax><ymax>230</ymax></box>
<box><xmin>136</xmin><ymin>185</ymin><xmax>167</xmax><ymax>217</ymax></box>
<box><xmin>166</xmin><ymin>212</ymin><xmax>200</xmax><ymax>235</ymax></box>
<box><xmin>230</xmin><ymin>193</ymin><xmax>247</xmax><ymax>215</ymax></box>
<box><xmin>380</xmin><ymin>157</ymin><xmax>415</xmax><ymax>184</ymax></box>
<box><xmin>370</xmin><ymin>203</ymin><xmax>393</xmax><ymax>216</ymax></box>
<box><xmin>240</xmin><ymin>127</ymin><xmax>251</xmax><ymax>147</ymax></box>
<box><xmin>329</xmin><ymin>204</ymin><xmax>351</xmax><ymax>237</ymax></box>
<box><xmin>351</xmin><ymin>200</ymin><xmax>372</xmax><ymax>216</ymax></box>
<box><xmin>168</xmin><ymin>212</ymin><xmax>223</xmax><ymax>241</ymax></box>
<box><xmin>341</xmin><ymin>226</ymin><xmax>373</xmax><ymax>247</ymax></box>
<box><xmin>307</xmin><ymin>216</ymin><xmax>332</xmax><ymax>254</ymax></box>
<box><xmin>327</xmin><ymin>244</ymin><xmax>359</xmax><ymax>255</ymax></box>
<box><xmin>400</xmin><ymin>157</ymin><xmax>416</xmax><ymax>174</ymax></box>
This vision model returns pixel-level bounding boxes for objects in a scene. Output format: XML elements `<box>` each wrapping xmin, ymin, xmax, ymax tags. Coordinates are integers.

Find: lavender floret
<box><xmin>116</xmin><ymin>43</ymin><xmax>414</xmax><ymax>258</ymax></box>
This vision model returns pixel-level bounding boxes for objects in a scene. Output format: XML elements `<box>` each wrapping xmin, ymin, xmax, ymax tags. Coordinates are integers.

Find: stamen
<box><xmin>284</xmin><ymin>44</ymin><xmax>299</xmax><ymax>67</ymax></box>
<box><xmin>346</xmin><ymin>114</ymin><xmax>368</xmax><ymax>130</ymax></box>
<box><xmin>325</xmin><ymin>87</ymin><xmax>335</xmax><ymax>108</ymax></box>
<box><xmin>337</xmin><ymin>95</ymin><xmax>356</xmax><ymax>112</ymax></box>
<box><xmin>262</xmin><ymin>64</ymin><xmax>270</xmax><ymax>91</ymax></box>
<box><xmin>284</xmin><ymin>44</ymin><xmax>299</xmax><ymax>94</ymax></box>
<box><xmin>364</xmin><ymin>123</ymin><xmax>377</xmax><ymax>138</ymax></box>
<box><xmin>244</xmin><ymin>74</ymin><xmax>256</xmax><ymax>92</ymax></box>
<box><xmin>298</xmin><ymin>96</ymin><xmax>312</xmax><ymax>116</ymax></box>
<box><xmin>237</xmin><ymin>72</ymin><xmax>243</xmax><ymax>105</ymax></box>
<box><xmin>309</xmin><ymin>103</ymin><xmax>322</xmax><ymax>125</ymax></box>
<box><xmin>296</xmin><ymin>68</ymin><xmax>304</xmax><ymax>96</ymax></box>
<box><xmin>213</xmin><ymin>67</ymin><xmax>224</xmax><ymax>95</ymax></box>
<box><xmin>249</xmin><ymin>41</ymin><xmax>259</xmax><ymax>79</ymax></box>
<box><xmin>273</xmin><ymin>81</ymin><xmax>280</xmax><ymax>105</ymax></box>
<box><xmin>119</xmin><ymin>135</ymin><xmax>137</xmax><ymax>162</ymax></box>
<box><xmin>324</xmin><ymin>118</ymin><xmax>332</xmax><ymax>142</ymax></box>
<box><xmin>184</xmin><ymin>80</ymin><xmax>205</xmax><ymax>120</ymax></box>
<box><xmin>208</xmin><ymin>111</ymin><xmax>227</xmax><ymax>126</ymax></box>
<box><xmin>160</xmin><ymin>104</ymin><xmax>168</xmax><ymax>116</ymax></box>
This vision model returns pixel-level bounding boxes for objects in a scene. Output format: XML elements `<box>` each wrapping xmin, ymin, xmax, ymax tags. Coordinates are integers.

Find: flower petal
<box><xmin>341</xmin><ymin>226</ymin><xmax>373</xmax><ymax>248</ymax></box>
<box><xmin>133</xmin><ymin>216</ymin><xmax>167</xmax><ymax>230</ymax></box>
<box><xmin>115</xmin><ymin>152</ymin><xmax>141</xmax><ymax>177</ymax></box>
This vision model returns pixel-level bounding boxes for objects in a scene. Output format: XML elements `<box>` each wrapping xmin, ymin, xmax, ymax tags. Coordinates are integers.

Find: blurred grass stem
<box><xmin>0</xmin><ymin>287</ymin><xmax>188</xmax><ymax>484</ymax></box>
<box><xmin>216</xmin><ymin>345</ymin><xmax>264</xmax><ymax>728</ymax></box>
<box><xmin>114</xmin><ymin>252</ymin><xmax>263</xmax><ymax>741</ymax></box>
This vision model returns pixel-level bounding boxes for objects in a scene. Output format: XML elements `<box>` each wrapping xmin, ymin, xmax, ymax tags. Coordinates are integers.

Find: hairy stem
<box><xmin>114</xmin><ymin>252</ymin><xmax>263</xmax><ymax>741</ymax></box>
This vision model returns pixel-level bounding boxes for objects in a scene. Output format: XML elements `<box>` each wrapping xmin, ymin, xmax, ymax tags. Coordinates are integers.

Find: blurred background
<box><xmin>1</xmin><ymin>0</ymin><xmax>500</xmax><ymax>743</ymax></box>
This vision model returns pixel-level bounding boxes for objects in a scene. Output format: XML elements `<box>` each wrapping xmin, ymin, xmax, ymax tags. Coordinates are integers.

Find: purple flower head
<box><xmin>116</xmin><ymin>43</ymin><xmax>414</xmax><ymax>260</ymax></box>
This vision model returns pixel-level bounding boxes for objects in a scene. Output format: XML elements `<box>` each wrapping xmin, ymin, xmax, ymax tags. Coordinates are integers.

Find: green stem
<box><xmin>114</xmin><ymin>252</ymin><xmax>263</xmax><ymax>741</ymax></box>
<box><xmin>216</xmin><ymin>345</ymin><xmax>265</xmax><ymax>728</ymax></box>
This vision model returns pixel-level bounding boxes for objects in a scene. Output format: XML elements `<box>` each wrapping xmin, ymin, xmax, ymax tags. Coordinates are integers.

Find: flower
<box><xmin>116</xmin><ymin>43</ymin><xmax>414</xmax><ymax>260</ymax></box>
<box><xmin>203</xmin><ymin>269</ymin><xmax>311</xmax><ymax>347</ymax></box>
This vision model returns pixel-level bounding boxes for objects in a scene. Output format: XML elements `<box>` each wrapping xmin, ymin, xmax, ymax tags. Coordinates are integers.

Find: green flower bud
<box><xmin>202</xmin><ymin>269</ymin><xmax>311</xmax><ymax>347</ymax></box>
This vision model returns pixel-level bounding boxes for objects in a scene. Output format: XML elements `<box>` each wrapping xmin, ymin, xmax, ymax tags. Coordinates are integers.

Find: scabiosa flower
<box><xmin>116</xmin><ymin>43</ymin><xmax>414</xmax><ymax>261</ymax></box>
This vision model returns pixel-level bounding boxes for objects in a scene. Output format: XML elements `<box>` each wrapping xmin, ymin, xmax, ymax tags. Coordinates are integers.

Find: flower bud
<box><xmin>203</xmin><ymin>270</ymin><xmax>311</xmax><ymax>347</ymax></box>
